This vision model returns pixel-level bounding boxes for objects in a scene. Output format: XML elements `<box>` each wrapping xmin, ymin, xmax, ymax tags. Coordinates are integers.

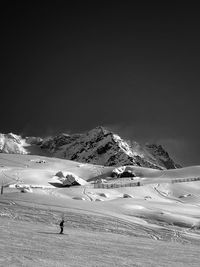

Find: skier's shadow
<box><xmin>37</xmin><ymin>231</ymin><xmax>67</xmax><ymax>235</ymax></box>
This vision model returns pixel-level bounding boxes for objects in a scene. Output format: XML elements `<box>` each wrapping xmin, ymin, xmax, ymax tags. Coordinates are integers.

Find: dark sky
<box><xmin>1</xmin><ymin>2</ymin><xmax>200</xmax><ymax>166</ymax></box>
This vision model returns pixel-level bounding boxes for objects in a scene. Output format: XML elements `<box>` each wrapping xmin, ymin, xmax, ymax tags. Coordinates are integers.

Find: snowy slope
<box><xmin>1</xmin><ymin>153</ymin><xmax>200</xmax><ymax>265</ymax></box>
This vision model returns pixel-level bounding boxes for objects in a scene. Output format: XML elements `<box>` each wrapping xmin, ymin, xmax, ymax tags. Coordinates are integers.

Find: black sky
<box><xmin>1</xmin><ymin>2</ymin><xmax>200</xmax><ymax>166</ymax></box>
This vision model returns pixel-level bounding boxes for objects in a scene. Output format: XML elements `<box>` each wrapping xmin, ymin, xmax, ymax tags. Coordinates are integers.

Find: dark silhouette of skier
<box><xmin>59</xmin><ymin>219</ymin><xmax>64</xmax><ymax>234</ymax></box>
<box><xmin>1</xmin><ymin>185</ymin><xmax>3</xmax><ymax>195</ymax></box>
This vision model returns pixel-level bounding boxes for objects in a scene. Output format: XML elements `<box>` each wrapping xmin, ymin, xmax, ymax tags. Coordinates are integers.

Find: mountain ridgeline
<box><xmin>0</xmin><ymin>127</ymin><xmax>180</xmax><ymax>170</ymax></box>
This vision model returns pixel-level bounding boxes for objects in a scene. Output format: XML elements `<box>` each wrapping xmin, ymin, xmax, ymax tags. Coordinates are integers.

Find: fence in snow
<box><xmin>93</xmin><ymin>177</ymin><xmax>200</xmax><ymax>189</ymax></box>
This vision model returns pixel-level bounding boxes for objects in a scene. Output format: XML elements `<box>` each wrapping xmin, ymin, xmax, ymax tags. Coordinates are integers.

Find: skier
<box><xmin>59</xmin><ymin>219</ymin><xmax>65</xmax><ymax>234</ymax></box>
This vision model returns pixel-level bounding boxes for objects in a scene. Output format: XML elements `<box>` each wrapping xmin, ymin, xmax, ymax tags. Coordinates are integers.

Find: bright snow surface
<box><xmin>1</xmin><ymin>153</ymin><xmax>200</xmax><ymax>266</ymax></box>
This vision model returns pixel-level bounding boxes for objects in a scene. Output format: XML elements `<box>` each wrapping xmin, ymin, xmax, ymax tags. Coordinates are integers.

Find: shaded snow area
<box><xmin>0</xmin><ymin>153</ymin><xmax>200</xmax><ymax>266</ymax></box>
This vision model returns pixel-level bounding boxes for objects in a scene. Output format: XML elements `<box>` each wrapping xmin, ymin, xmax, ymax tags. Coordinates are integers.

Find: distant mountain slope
<box><xmin>0</xmin><ymin>133</ymin><xmax>44</xmax><ymax>155</ymax></box>
<box><xmin>0</xmin><ymin>127</ymin><xmax>180</xmax><ymax>169</ymax></box>
<box><xmin>145</xmin><ymin>144</ymin><xmax>181</xmax><ymax>169</ymax></box>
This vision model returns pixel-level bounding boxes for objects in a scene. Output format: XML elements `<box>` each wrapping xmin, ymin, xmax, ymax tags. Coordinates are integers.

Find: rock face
<box><xmin>0</xmin><ymin>127</ymin><xmax>180</xmax><ymax>169</ymax></box>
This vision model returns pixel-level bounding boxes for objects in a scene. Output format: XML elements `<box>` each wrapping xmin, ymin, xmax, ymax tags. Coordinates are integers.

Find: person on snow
<box><xmin>59</xmin><ymin>219</ymin><xmax>65</xmax><ymax>234</ymax></box>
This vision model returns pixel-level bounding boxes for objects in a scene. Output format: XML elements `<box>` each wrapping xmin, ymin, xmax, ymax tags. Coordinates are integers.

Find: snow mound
<box><xmin>72</xmin><ymin>197</ymin><xmax>86</xmax><ymax>200</ymax></box>
<box><xmin>15</xmin><ymin>184</ymin><xmax>33</xmax><ymax>193</ymax></box>
<box><xmin>98</xmin><ymin>193</ymin><xmax>109</xmax><ymax>198</ymax></box>
<box><xmin>179</xmin><ymin>194</ymin><xmax>192</xmax><ymax>198</ymax></box>
<box><xmin>122</xmin><ymin>194</ymin><xmax>133</xmax><ymax>198</ymax></box>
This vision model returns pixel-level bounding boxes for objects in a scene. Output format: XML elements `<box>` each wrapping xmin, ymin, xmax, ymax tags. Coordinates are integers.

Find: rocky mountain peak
<box><xmin>85</xmin><ymin>126</ymin><xmax>111</xmax><ymax>141</ymax></box>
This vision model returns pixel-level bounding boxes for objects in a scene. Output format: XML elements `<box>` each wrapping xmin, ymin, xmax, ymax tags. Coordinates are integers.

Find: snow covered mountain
<box><xmin>40</xmin><ymin>126</ymin><xmax>180</xmax><ymax>169</ymax></box>
<box><xmin>0</xmin><ymin>127</ymin><xmax>180</xmax><ymax>169</ymax></box>
<box><xmin>0</xmin><ymin>133</ymin><xmax>28</xmax><ymax>154</ymax></box>
<box><xmin>0</xmin><ymin>133</ymin><xmax>43</xmax><ymax>155</ymax></box>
